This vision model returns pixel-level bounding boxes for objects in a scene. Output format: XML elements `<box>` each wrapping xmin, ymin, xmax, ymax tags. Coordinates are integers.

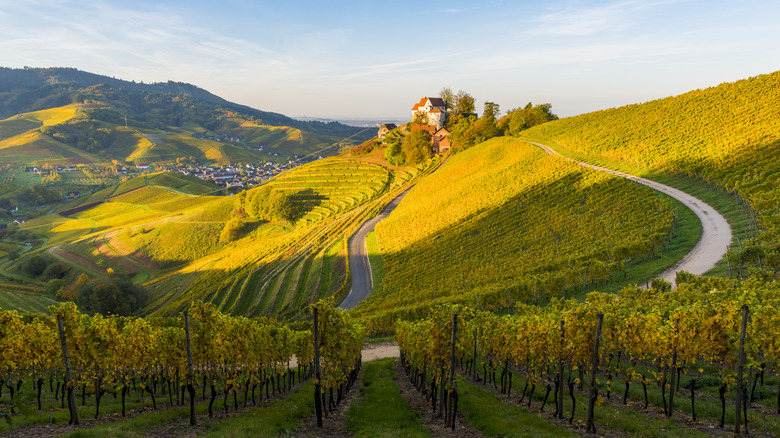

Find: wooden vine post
<box><xmin>735</xmin><ymin>305</ymin><xmax>749</xmax><ymax>434</ymax></box>
<box><xmin>313</xmin><ymin>307</ymin><xmax>323</xmax><ymax>427</ymax></box>
<box><xmin>447</xmin><ymin>312</ymin><xmax>458</xmax><ymax>430</ymax></box>
<box><xmin>668</xmin><ymin>319</ymin><xmax>679</xmax><ymax>417</ymax></box>
<box><xmin>56</xmin><ymin>315</ymin><xmax>79</xmax><ymax>425</ymax></box>
<box><xmin>184</xmin><ymin>310</ymin><xmax>196</xmax><ymax>426</ymax></box>
<box><xmin>556</xmin><ymin>319</ymin><xmax>565</xmax><ymax>419</ymax></box>
<box><xmin>586</xmin><ymin>313</ymin><xmax>604</xmax><ymax>434</ymax></box>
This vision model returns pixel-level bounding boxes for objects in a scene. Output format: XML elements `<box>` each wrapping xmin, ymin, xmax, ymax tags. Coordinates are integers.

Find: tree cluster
<box><xmin>21</xmin><ymin>184</ymin><xmax>61</xmax><ymax>205</ymax></box>
<box><xmin>41</xmin><ymin>119</ymin><xmax>115</xmax><ymax>153</ymax></box>
<box><xmin>235</xmin><ymin>186</ymin><xmax>299</xmax><ymax>223</ymax></box>
<box><xmin>73</xmin><ymin>273</ymin><xmax>148</xmax><ymax>316</ymax></box>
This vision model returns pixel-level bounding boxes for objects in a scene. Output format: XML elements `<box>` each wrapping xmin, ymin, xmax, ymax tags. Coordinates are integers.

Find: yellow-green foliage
<box><xmin>266</xmin><ymin>158</ymin><xmax>390</xmax><ymax>221</ymax></box>
<box><xmin>146</xmin><ymin>172</ymin><xmax>217</xmax><ymax>195</ymax></box>
<box><xmin>355</xmin><ymin>137</ymin><xmax>674</xmax><ymax>331</ymax></box>
<box><xmin>215</xmin><ymin>118</ymin><xmax>335</xmax><ymax>156</ymax></box>
<box><xmin>147</xmin><ymin>157</ymin><xmax>397</xmax><ymax>318</ymax></box>
<box><xmin>0</xmin><ymin>104</ymin><xmax>109</xmax><ymax>166</ymax></box>
<box><xmin>107</xmin><ymin>185</ymin><xmax>217</xmax><ymax>213</ymax></box>
<box><xmin>523</xmin><ymin>70</ymin><xmax>780</xmax><ymax>245</ymax></box>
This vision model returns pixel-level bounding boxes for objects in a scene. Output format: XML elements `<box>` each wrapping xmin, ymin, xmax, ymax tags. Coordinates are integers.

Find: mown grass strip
<box><xmin>458</xmin><ymin>378</ymin><xmax>572</xmax><ymax>437</ymax></box>
<box><xmin>345</xmin><ymin>358</ymin><xmax>430</xmax><ymax>437</ymax></box>
<box><xmin>204</xmin><ymin>382</ymin><xmax>314</xmax><ymax>437</ymax></box>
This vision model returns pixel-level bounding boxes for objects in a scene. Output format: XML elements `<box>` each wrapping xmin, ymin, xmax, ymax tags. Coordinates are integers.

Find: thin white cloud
<box><xmin>520</xmin><ymin>0</ymin><xmax>690</xmax><ymax>37</ymax></box>
<box><xmin>432</xmin><ymin>7</ymin><xmax>479</xmax><ymax>14</ymax></box>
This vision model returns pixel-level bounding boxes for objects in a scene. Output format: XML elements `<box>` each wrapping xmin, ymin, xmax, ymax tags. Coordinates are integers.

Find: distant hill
<box><xmin>0</xmin><ymin>67</ymin><xmax>374</xmax><ymax>168</ymax></box>
<box><xmin>0</xmin><ymin>66</ymin><xmax>371</xmax><ymax>143</ymax></box>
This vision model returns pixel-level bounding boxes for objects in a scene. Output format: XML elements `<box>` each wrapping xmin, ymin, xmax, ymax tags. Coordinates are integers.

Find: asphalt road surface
<box><xmin>339</xmin><ymin>189</ymin><xmax>411</xmax><ymax>309</ymax></box>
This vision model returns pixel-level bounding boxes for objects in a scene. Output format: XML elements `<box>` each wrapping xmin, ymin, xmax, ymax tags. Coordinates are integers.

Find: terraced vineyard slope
<box><xmin>139</xmin><ymin>157</ymin><xmax>418</xmax><ymax>319</ymax></box>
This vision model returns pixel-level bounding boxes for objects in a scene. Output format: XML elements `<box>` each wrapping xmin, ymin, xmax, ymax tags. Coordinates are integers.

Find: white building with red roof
<box><xmin>411</xmin><ymin>97</ymin><xmax>447</xmax><ymax>129</ymax></box>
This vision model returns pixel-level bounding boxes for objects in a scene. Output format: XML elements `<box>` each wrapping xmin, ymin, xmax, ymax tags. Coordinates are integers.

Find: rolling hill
<box><xmin>522</xmin><ymin>69</ymin><xmax>780</xmax><ymax>273</ymax></box>
<box><xmin>0</xmin><ymin>67</ymin><xmax>374</xmax><ymax>169</ymax></box>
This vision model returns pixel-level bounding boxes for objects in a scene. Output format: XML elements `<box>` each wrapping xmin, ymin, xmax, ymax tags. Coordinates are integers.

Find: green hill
<box><xmin>0</xmin><ymin>67</ymin><xmax>374</xmax><ymax>169</ymax></box>
<box><xmin>0</xmin><ymin>66</ymin><xmax>369</xmax><ymax>141</ymax></box>
<box><xmin>353</xmin><ymin>137</ymin><xmax>678</xmax><ymax>332</ymax></box>
<box><xmin>143</xmin><ymin>157</ymin><xmax>402</xmax><ymax>319</ymax></box>
<box><xmin>523</xmin><ymin>69</ymin><xmax>780</xmax><ymax>272</ymax></box>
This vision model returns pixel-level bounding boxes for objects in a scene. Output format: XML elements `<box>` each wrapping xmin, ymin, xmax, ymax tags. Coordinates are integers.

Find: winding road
<box><xmin>339</xmin><ymin>188</ymin><xmax>411</xmax><ymax>309</ymax></box>
<box><xmin>340</xmin><ymin>140</ymin><xmax>733</xmax><ymax>314</ymax></box>
<box><xmin>530</xmin><ymin>141</ymin><xmax>732</xmax><ymax>285</ymax></box>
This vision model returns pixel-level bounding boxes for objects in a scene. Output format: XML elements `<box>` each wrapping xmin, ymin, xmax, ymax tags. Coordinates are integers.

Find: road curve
<box><xmin>339</xmin><ymin>189</ymin><xmax>412</xmax><ymax>309</ymax></box>
<box><xmin>530</xmin><ymin>141</ymin><xmax>732</xmax><ymax>286</ymax></box>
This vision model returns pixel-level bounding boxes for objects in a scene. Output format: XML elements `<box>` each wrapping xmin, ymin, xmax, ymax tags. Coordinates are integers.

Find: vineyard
<box><xmin>142</xmin><ymin>157</ymin><xmax>421</xmax><ymax>319</ymax></box>
<box><xmin>395</xmin><ymin>274</ymin><xmax>780</xmax><ymax>435</ymax></box>
<box><xmin>353</xmin><ymin>137</ymin><xmax>678</xmax><ymax>333</ymax></box>
<box><xmin>522</xmin><ymin>70</ymin><xmax>780</xmax><ymax>274</ymax></box>
<box><xmin>0</xmin><ymin>298</ymin><xmax>364</xmax><ymax>434</ymax></box>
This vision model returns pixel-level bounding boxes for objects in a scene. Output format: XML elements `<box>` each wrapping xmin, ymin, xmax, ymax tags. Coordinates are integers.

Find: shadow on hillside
<box><xmin>362</xmin><ymin>172</ymin><xmax>674</xmax><ymax>309</ymax></box>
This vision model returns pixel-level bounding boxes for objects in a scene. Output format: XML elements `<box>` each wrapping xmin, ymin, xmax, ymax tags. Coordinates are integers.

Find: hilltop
<box><xmin>0</xmin><ymin>67</ymin><xmax>373</xmax><ymax>172</ymax></box>
<box><xmin>0</xmin><ymin>67</ymin><xmax>368</xmax><ymax>140</ymax></box>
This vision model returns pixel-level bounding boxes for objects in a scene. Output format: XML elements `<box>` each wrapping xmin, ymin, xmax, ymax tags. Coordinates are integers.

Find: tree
<box><xmin>41</xmin><ymin>261</ymin><xmax>69</xmax><ymax>280</ymax></box>
<box><xmin>220</xmin><ymin>217</ymin><xmax>245</xmax><ymax>243</ymax></box>
<box><xmin>454</xmin><ymin>91</ymin><xmax>476</xmax><ymax>115</ymax></box>
<box><xmin>439</xmin><ymin>87</ymin><xmax>455</xmax><ymax>111</ymax></box>
<box><xmin>385</xmin><ymin>141</ymin><xmax>405</xmax><ymax>166</ymax></box>
<box><xmin>497</xmin><ymin>102</ymin><xmax>558</xmax><ymax>136</ymax></box>
<box><xmin>45</xmin><ymin>278</ymin><xmax>67</xmax><ymax>296</ymax></box>
<box><xmin>452</xmin><ymin>115</ymin><xmax>500</xmax><ymax>151</ymax></box>
<box><xmin>402</xmin><ymin>129</ymin><xmax>433</xmax><ymax>165</ymax></box>
<box><xmin>483</xmin><ymin>101</ymin><xmax>500</xmax><ymax>121</ymax></box>
<box><xmin>270</xmin><ymin>191</ymin><xmax>297</xmax><ymax>222</ymax></box>
<box><xmin>411</xmin><ymin>110</ymin><xmax>429</xmax><ymax>126</ymax></box>
<box><xmin>19</xmin><ymin>255</ymin><xmax>47</xmax><ymax>277</ymax></box>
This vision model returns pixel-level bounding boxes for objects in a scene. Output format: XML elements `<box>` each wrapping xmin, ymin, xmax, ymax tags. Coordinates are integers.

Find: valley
<box><xmin>1</xmin><ymin>68</ymin><xmax>779</xmax><ymax>437</ymax></box>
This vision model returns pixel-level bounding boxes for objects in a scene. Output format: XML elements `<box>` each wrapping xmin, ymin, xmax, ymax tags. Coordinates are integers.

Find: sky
<box><xmin>1</xmin><ymin>0</ymin><xmax>779</xmax><ymax>120</ymax></box>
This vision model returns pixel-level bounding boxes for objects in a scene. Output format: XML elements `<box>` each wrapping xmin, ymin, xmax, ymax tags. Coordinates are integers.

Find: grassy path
<box><xmin>345</xmin><ymin>358</ymin><xmax>431</xmax><ymax>437</ymax></box>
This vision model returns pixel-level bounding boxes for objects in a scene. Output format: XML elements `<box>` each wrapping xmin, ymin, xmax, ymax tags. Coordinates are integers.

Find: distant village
<box><xmin>24</xmin><ymin>154</ymin><xmax>324</xmax><ymax>190</ymax></box>
<box><xmin>157</xmin><ymin>159</ymin><xmax>316</xmax><ymax>189</ymax></box>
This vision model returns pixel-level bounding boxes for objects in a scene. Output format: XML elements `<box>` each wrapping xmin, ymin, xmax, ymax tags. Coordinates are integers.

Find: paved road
<box><xmin>339</xmin><ymin>189</ymin><xmax>412</xmax><ymax>309</ymax></box>
<box><xmin>530</xmin><ymin>142</ymin><xmax>732</xmax><ymax>286</ymax></box>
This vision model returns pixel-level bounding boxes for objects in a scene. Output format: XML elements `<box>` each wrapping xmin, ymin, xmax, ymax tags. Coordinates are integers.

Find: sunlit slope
<box><xmin>355</xmin><ymin>137</ymin><xmax>675</xmax><ymax>330</ymax></box>
<box><xmin>143</xmin><ymin>157</ymin><xmax>398</xmax><ymax>319</ymax></box>
<box><xmin>523</xmin><ymin>70</ymin><xmax>780</xmax><ymax>243</ymax></box>
<box><xmin>215</xmin><ymin>118</ymin><xmax>339</xmax><ymax>157</ymax></box>
<box><xmin>0</xmin><ymin>103</ymin><xmax>339</xmax><ymax>166</ymax></box>
<box><xmin>21</xmin><ymin>172</ymin><xmax>221</xmax><ymax>260</ymax></box>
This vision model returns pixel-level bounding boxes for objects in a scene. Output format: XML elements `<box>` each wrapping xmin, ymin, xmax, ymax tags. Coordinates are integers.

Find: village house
<box><xmin>377</xmin><ymin>123</ymin><xmax>397</xmax><ymax>139</ymax></box>
<box><xmin>432</xmin><ymin>127</ymin><xmax>451</xmax><ymax>153</ymax></box>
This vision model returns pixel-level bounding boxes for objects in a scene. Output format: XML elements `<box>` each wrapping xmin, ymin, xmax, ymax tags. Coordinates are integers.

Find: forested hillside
<box><xmin>0</xmin><ymin>67</ymin><xmax>367</xmax><ymax>140</ymax></box>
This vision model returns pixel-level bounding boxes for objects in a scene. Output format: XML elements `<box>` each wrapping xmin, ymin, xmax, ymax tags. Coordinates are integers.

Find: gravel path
<box><xmin>530</xmin><ymin>141</ymin><xmax>732</xmax><ymax>286</ymax></box>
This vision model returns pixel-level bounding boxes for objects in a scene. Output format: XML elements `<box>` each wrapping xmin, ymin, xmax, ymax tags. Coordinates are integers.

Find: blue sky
<box><xmin>1</xmin><ymin>0</ymin><xmax>778</xmax><ymax>120</ymax></box>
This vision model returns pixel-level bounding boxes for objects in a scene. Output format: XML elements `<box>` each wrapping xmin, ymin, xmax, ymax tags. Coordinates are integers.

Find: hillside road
<box><xmin>339</xmin><ymin>188</ymin><xmax>411</xmax><ymax>309</ymax></box>
<box><xmin>530</xmin><ymin>141</ymin><xmax>732</xmax><ymax>286</ymax></box>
